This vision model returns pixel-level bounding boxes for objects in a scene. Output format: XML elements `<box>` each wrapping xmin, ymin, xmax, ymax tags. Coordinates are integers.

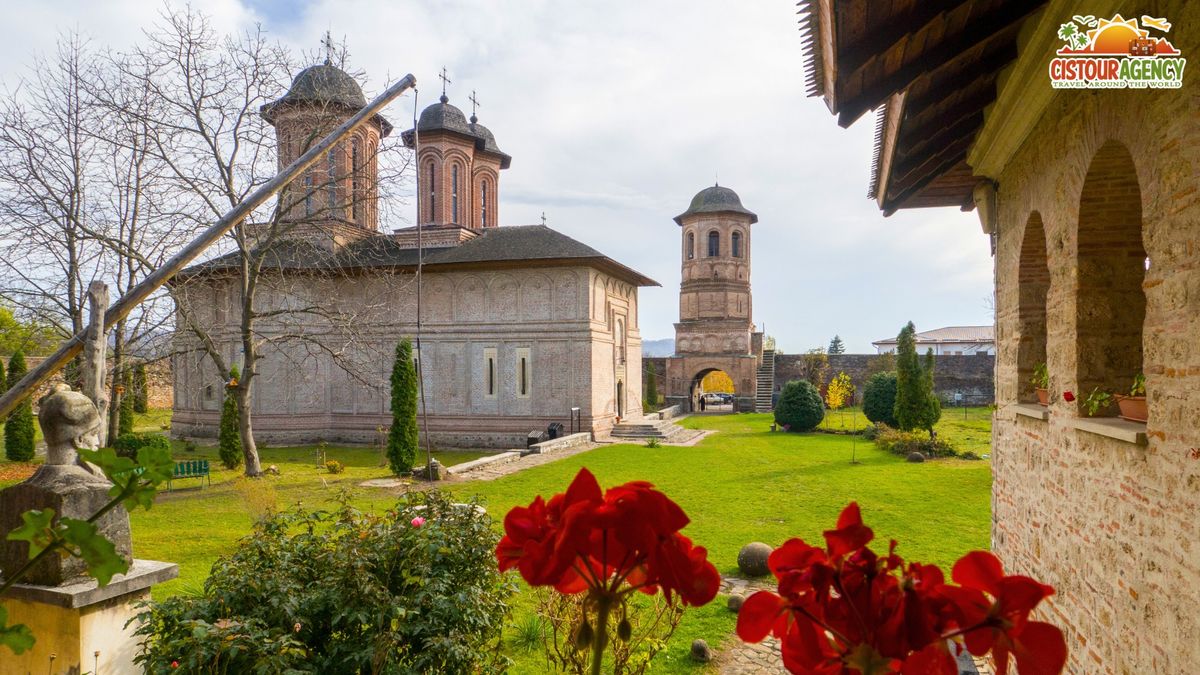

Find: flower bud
<box><xmin>617</xmin><ymin>618</ymin><xmax>632</xmax><ymax>641</ymax></box>
<box><xmin>574</xmin><ymin>621</ymin><xmax>594</xmax><ymax>650</ymax></box>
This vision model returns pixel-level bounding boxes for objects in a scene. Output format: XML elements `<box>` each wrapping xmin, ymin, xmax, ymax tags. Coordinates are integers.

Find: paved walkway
<box><xmin>454</xmin><ymin>443</ymin><xmax>598</xmax><ymax>481</ymax></box>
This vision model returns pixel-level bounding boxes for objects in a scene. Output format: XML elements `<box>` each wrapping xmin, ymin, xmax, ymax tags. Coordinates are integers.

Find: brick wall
<box><xmin>988</xmin><ymin>5</ymin><xmax>1200</xmax><ymax>671</ymax></box>
<box><xmin>644</xmin><ymin>353</ymin><xmax>994</xmax><ymax>405</ymax></box>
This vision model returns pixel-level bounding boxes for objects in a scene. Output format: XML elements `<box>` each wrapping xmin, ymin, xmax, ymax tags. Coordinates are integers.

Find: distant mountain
<box><xmin>642</xmin><ymin>338</ymin><xmax>675</xmax><ymax>357</ymax></box>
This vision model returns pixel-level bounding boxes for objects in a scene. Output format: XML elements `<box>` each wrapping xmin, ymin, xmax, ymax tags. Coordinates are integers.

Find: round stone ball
<box><xmin>906</xmin><ymin>451</ymin><xmax>926</xmax><ymax>463</ymax></box>
<box><xmin>690</xmin><ymin>639</ymin><xmax>713</xmax><ymax>663</ymax></box>
<box><xmin>737</xmin><ymin>542</ymin><xmax>774</xmax><ymax>577</ymax></box>
<box><xmin>727</xmin><ymin>594</ymin><xmax>745</xmax><ymax>613</ymax></box>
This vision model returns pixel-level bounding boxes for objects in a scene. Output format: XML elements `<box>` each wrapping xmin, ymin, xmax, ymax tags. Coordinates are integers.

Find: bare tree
<box><xmin>100</xmin><ymin>7</ymin><xmax>412</xmax><ymax>475</ymax></box>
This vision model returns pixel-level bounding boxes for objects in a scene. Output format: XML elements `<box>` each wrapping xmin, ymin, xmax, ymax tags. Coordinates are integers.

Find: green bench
<box><xmin>168</xmin><ymin>459</ymin><xmax>210</xmax><ymax>491</ymax></box>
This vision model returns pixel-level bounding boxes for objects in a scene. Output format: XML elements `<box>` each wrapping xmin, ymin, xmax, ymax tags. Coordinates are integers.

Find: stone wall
<box><xmin>987</xmin><ymin>5</ymin><xmax>1200</xmax><ymax>671</ymax></box>
<box><xmin>644</xmin><ymin>353</ymin><xmax>995</xmax><ymax>406</ymax></box>
<box><xmin>14</xmin><ymin>356</ymin><xmax>173</xmax><ymax>411</ymax></box>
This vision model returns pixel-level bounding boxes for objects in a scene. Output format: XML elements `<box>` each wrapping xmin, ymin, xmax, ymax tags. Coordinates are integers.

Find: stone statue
<box><xmin>39</xmin><ymin>383</ymin><xmax>103</xmax><ymax>468</ymax></box>
<box><xmin>0</xmin><ymin>384</ymin><xmax>132</xmax><ymax>585</ymax></box>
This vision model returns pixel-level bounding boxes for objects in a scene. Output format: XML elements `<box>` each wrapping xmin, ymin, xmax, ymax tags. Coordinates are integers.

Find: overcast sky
<box><xmin>0</xmin><ymin>0</ymin><xmax>994</xmax><ymax>353</ymax></box>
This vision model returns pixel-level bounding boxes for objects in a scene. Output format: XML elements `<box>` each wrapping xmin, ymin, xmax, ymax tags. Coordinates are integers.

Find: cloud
<box><xmin>0</xmin><ymin>0</ymin><xmax>994</xmax><ymax>354</ymax></box>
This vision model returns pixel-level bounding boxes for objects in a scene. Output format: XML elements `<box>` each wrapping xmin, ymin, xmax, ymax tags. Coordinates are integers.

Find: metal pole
<box><xmin>0</xmin><ymin>74</ymin><xmax>417</xmax><ymax>419</ymax></box>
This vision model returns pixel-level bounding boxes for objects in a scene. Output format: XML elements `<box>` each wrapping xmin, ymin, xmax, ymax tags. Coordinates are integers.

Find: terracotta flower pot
<box><xmin>1035</xmin><ymin>388</ymin><xmax>1049</xmax><ymax>406</ymax></box>
<box><xmin>1115</xmin><ymin>395</ymin><xmax>1147</xmax><ymax>423</ymax></box>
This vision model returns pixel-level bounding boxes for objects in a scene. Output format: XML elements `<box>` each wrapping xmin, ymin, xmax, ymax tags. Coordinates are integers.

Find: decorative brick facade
<box><xmin>988</xmin><ymin>5</ymin><xmax>1200</xmax><ymax>670</ymax></box>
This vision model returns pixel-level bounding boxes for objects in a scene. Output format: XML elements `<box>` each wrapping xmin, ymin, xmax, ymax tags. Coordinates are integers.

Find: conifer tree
<box><xmin>118</xmin><ymin>368</ymin><xmax>135</xmax><ymax>437</ymax></box>
<box><xmin>218</xmin><ymin>365</ymin><xmax>243</xmax><ymax>469</ymax></box>
<box><xmin>132</xmin><ymin>362</ymin><xmax>149</xmax><ymax>413</ymax></box>
<box><xmin>894</xmin><ymin>323</ymin><xmax>941</xmax><ymax>436</ymax></box>
<box><xmin>0</xmin><ymin>357</ymin><xmax>6</xmax><ymax>426</ymax></box>
<box><xmin>5</xmin><ymin>351</ymin><xmax>35</xmax><ymax>461</ymax></box>
<box><xmin>388</xmin><ymin>339</ymin><xmax>419</xmax><ymax>476</ymax></box>
<box><xmin>644</xmin><ymin>365</ymin><xmax>659</xmax><ymax>409</ymax></box>
<box><xmin>828</xmin><ymin>335</ymin><xmax>846</xmax><ymax>355</ymax></box>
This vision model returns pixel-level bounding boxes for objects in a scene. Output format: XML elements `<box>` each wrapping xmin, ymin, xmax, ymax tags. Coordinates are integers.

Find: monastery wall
<box><xmin>989</xmin><ymin>11</ymin><xmax>1200</xmax><ymax>670</ymax></box>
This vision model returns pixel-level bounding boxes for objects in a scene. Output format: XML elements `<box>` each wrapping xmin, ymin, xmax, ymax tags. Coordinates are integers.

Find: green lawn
<box><xmin>2</xmin><ymin>409</ymin><xmax>994</xmax><ymax>673</ymax></box>
<box><xmin>817</xmin><ymin>405</ymin><xmax>994</xmax><ymax>456</ymax></box>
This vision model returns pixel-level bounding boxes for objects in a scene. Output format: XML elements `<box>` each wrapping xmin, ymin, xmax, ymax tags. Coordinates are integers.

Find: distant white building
<box><xmin>872</xmin><ymin>325</ymin><xmax>995</xmax><ymax>356</ymax></box>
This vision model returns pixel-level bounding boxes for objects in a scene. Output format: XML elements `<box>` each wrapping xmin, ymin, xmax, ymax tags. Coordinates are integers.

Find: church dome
<box><xmin>673</xmin><ymin>185</ymin><xmax>758</xmax><ymax>225</ymax></box>
<box><xmin>261</xmin><ymin>63</ymin><xmax>392</xmax><ymax>135</ymax></box>
<box><xmin>469</xmin><ymin>118</ymin><xmax>512</xmax><ymax>168</ymax></box>
<box><xmin>416</xmin><ymin>95</ymin><xmax>474</xmax><ymax>135</ymax></box>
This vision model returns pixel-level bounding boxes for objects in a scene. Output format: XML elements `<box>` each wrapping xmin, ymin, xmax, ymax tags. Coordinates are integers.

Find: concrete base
<box><xmin>3</xmin><ymin>559</ymin><xmax>178</xmax><ymax>675</ymax></box>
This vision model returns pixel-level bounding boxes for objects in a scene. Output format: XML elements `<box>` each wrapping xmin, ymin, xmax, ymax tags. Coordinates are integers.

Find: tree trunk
<box><xmin>236</xmin><ymin>374</ymin><xmax>261</xmax><ymax>476</ymax></box>
<box><xmin>108</xmin><ymin>321</ymin><xmax>125</xmax><ymax>443</ymax></box>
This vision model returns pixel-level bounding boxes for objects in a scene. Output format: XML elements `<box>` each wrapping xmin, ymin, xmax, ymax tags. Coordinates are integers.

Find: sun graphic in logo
<box><xmin>1086</xmin><ymin>15</ymin><xmax>1148</xmax><ymax>54</ymax></box>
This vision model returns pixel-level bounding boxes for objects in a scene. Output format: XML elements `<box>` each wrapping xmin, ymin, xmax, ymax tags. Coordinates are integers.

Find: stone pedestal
<box><xmin>3</xmin><ymin>559</ymin><xmax>178</xmax><ymax>674</ymax></box>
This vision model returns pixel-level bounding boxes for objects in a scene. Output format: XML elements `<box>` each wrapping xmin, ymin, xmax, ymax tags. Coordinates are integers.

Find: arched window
<box><xmin>687</xmin><ymin>232</ymin><xmax>695</xmax><ymax>260</ymax></box>
<box><xmin>707</xmin><ymin>231</ymin><xmax>720</xmax><ymax>257</ymax></box>
<box><xmin>426</xmin><ymin>160</ymin><xmax>436</xmax><ymax>222</ymax></box>
<box><xmin>326</xmin><ymin>149</ymin><xmax>337</xmax><ymax>212</ymax></box>
<box><xmin>303</xmin><ymin>174</ymin><xmax>314</xmax><ymax>216</ymax></box>
<box><xmin>481</xmin><ymin>179</ymin><xmax>489</xmax><ymax>227</ymax></box>
<box><xmin>732</xmin><ymin>231</ymin><xmax>743</xmax><ymax>258</ymax></box>
<box><xmin>351</xmin><ymin>139</ymin><xmax>361</xmax><ymax>222</ymax></box>
<box><xmin>616</xmin><ymin>319</ymin><xmax>626</xmax><ymax>364</ymax></box>
<box><xmin>1016</xmin><ymin>212</ymin><xmax>1049</xmax><ymax>403</ymax></box>
<box><xmin>451</xmin><ymin>164</ymin><xmax>460</xmax><ymax>224</ymax></box>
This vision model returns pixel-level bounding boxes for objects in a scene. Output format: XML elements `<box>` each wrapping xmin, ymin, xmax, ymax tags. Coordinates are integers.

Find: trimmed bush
<box><xmin>5</xmin><ymin>351</ymin><xmax>35</xmax><ymax>461</ymax></box>
<box><xmin>774</xmin><ymin>380</ymin><xmax>824</xmax><ymax>432</ymax></box>
<box><xmin>112</xmin><ymin>432</ymin><xmax>171</xmax><ymax>460</ymax></box>
<box><xmin>218</xmin><ymin>366</ymin><xmax>242</xmax><ymax>470</ymax></box>
<box><xmin>862</xmin><ymin>372</ymin><xmax>899</xmax><ymax>427</ymax></box>
<box><xmin>132</xmin><ymin>492</ymin><xmax>514</xmax><ymax>674</ymax></box>
<box><xmin>132</xmin><ymin>362</ymin><xmax>149</xmax><ymax>413</ymax></box>
<box><xmin>388</xmin><ymin>338</ymin><xmax>419</xmax><ymax>476</ymax></box>
<box><xmin>894</xmin><ymin>322</ymin><xmax>941</xmax><ymax>434</ymax></box>
<box><xmin>118</xmin><ymin>369</ymin><xmax>135</xmax><ymax>438</ymax></box>
<box><xmin>872</xmin><ymin>423</ymin><xmax>956</xmax><ymax>458</ymax></box>
<box><xmin>861</xmin><ymin>423</ymin><xmax>880</xmax><ymax>441</ymax></box>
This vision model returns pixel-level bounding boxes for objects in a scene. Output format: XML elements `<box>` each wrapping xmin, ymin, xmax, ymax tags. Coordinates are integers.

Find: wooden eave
<box><xmin>800</xmin><ymin>0</ymin><xmax>1048</xmax><ymax>214</ymax></box>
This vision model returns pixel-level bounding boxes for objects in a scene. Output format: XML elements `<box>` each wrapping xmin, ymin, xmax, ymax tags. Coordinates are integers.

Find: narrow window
<box><xmin>732</xmin><ymin>231</ymin><xmax>742</xmax><ymax>258</ymax></box>
<box><xmin>520</xmin><ymin>357</ymin><xmax>528</xmax><ymax>395</ymax></box>
<box><xmin>708</xmin><ymin>231</ymin><xmax>720</xmax><ymax>257</ymax></box>
<box><xmin>351</xmin><ymin>139</ymin><xmax>361</xmax><ymax>222</ymax></box>
<box><xmin>687</xmin><ymin>232</ymin><xmax>695</xmax><ymax>260</ymax></box>
<box><xmin>484</xmin><ymin>347</ymin><xmax>498</xmax><ymax>398</ymax></box>
<box><xmin>426</xmin><ymin>160</ymin><xmax>436</xmax><ymax>221</ymax></box>
<box><xmin>326</xmin><ymin>149</ymin><xmax>337</xmax><ymax>211</ymax></box>
<box><xmin>616</xmin><ymin>320</ymin><xmax>626</xmax><ymax>364</ymax></box>
<box><xmin>481</xmin><ymin>180</ymin><xmax>489</xmax><ymax>227</ymax></box>
<box><xmin>515</xmin><ymin>348</ymin><xmax>531</xmax><ymax>398</ymax></box>
<box><xmin>451</xmin><ymin>164</ymin><xmax>460</xmax><ymax>223</ymax></box>
<box><xmin>304</xmin><ymin>174</ymin><xmax>314</xmax><ymax>216</ymax></box>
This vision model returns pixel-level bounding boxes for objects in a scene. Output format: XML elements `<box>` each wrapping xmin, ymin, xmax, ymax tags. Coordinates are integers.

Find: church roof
<box><xmin>673</xmin><ymin>185</ymin><xmax>758</xmax><ymax>225</ymax></box>
<box><xmin>260</xmin><ymin>63</ymin><xmax>392</xmax><ymax>135</ymax></box>
<box><xmin>177</xmin><ymin>225</ymin><xmax>657</xmax><ymax>286</ymax></box>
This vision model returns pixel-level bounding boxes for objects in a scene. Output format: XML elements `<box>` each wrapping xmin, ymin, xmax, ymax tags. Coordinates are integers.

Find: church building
<box><xmin>170</xmin><ymin>62</ymin><xmax>657</xmax><ymax>447</ymax></box>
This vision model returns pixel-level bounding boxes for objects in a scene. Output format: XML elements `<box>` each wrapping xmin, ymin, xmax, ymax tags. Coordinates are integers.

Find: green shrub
<box><xmin>219</xmin><ymin>366</ymin><xmax>242</xmax><ymax>470</ymax></box>
<box><xmin>872</xmin><ymin>424</ymin><xmax>956</xmax><ymax>458</ymax></box>
<box><xmin>774</xmin><ymin>380</ymin><xmax>824</xmax><ymax>432</ymax></box>
<box><xmin>4</xmin><ymin>351</ymin><xmax>35</xmax><ymax>461</ymax></box>
<box><xmin>118</xmin><ymin>369</ymin><xmax>135</xmax><ymax>438</ymax></box>
<box><xmin>112</xmin><ymin>432</ymin><xmax>171</xmax><ymax>460</ymax></box>
<box><xmin>324</xmin><ymin>459</ymin><xmax>344</xmax><ymax>474</ymax></box>
<box><xmin>132</xmin><ymin>492</ymin><xmax>515</xmax><ymax>674</ymax></box>
<box><xmin>862</xmin><ymin>372</ymin><xmax>899</xmax><ymax>427</ymax></box>
<box><xmin>388</xmin><ymin>338</ymin><xmax>419</xmax><ymax>476</ymax></box>
<box><xmin>894</xmin><ymin>322</ymin><xmax>941</xmax><ymax>434</ymax></box>
<box><xmin>861</xmin><ymin>423</ymin><xmax>880</xmax><ymax>441</ymax></box>
<box><xmin>132</xmin><ymin>362</ymin><xmax>149</xmax><ymax>413</ymax></box>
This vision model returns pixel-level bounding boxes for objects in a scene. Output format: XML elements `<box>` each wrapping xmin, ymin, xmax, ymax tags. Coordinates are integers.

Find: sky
<box><xmin>0</xmin><ymin>0</ymin><xmax>995</xmax><ymax>353</ymax></box>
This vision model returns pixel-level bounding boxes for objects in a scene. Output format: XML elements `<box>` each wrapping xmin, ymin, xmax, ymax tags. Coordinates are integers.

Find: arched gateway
<box><xmin>665</xmin><ymin>185</ymin><xmax>764</xmax><ymax>412</ymax></box>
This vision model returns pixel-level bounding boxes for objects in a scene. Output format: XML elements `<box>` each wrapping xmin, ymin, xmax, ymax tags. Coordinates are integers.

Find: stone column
<box><xmin>0</xmin><ymin>385</ymin><xmax>177</xmax><ymax>674</ymax></box>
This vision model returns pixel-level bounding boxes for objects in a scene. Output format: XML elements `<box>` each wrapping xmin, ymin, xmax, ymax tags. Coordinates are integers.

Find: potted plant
<box><xmin>1114</xmin><ymin>373</ymin><xmax>1147</xmax><ymax>422</ymax></box>
<box><xmin>1083</xmin><ymin>387</ymin><xmax>1113</xmax><ymax>417</ymax></box>
<box><xmin>1031</xmin><ymin>363</ymin><xmax>1050</xmax><ymax>405</ymax></box>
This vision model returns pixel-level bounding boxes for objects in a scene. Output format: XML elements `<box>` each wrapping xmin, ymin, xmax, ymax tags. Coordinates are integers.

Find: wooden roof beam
<box><xmin>839</xmin><ymin>0</ymin><xmax>972</xmax><ymax>77</ymax></box>
<box><xmin>902</xmin><ymin>39</ymin><xmax>1016</xmax><ymax>117</ymax></box>
<box><xmin>899</xmin><ymin>86</ymin><xmax>994</xmax><ymax>153</ymax></box>
<box><xmin>892</xmin><ymin>111</ymin><xmax>984</xmax><ymax>178</ymax></box>
<box><xmin>891</xmin><ymin>133</ymin><xmax>975</xmax><ymax>191</ymax></box>
<box><xmin>835</xmin><ymin>0</ymin><xmax>1044</xmax><ymax>128</ymax></box>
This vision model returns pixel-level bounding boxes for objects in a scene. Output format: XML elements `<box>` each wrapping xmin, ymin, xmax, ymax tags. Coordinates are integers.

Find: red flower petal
<box><xmin>900</xmin><ymin>642</ymin><xmax>958</xmax><ymax>675</ymax></box>
<box><xmin>1011</xmin><ymin>621</ymin><xmax>1068</xmax><ymax>675</ymax></box>
<box><xmin>951</xmin><ymin>551</ymin><xmax>1004</xmax><ymax>596</ymax></box>
<box><xmin>823</xmin><ymin>502</ymin><xmax>875</xmax><ymax>559</ymax></box>
<box><xmin>736</xmin><ymin>591</ymin><xmax>787</xmax><ymax>643</ymax></box>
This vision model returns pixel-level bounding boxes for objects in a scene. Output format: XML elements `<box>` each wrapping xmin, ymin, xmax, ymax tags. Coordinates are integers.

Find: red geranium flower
<box><xmin>1062</xmin><ymin>391</ymin><xmax>1075</xmax><ymax>402</ymax></box>
<box><xmin>736</xmin><ymin>503</ymin><xmax>1066</xmax><ymax>675</ymax></box>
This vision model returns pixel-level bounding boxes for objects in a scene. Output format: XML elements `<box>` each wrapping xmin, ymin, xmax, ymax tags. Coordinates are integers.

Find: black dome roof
<box><xmin>261</xmin><ymin>63</ymin><xmax>391</xmax><ymax>135</ymax></box>
<box><xmin>673</xmin><ymin>185</ymin><xmax>758</xmax><ymax>225</ymax></box>
<box><xmin>401</xmin><ymin>96</ymin><xmax>511</xmax><ymax>169</ymax></box>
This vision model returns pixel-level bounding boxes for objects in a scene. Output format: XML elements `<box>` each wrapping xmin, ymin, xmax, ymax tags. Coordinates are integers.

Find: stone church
<box><xmin>170</xmin><ymin>62</ymin><xmax>656</xmax><ymax>447</ymax></box>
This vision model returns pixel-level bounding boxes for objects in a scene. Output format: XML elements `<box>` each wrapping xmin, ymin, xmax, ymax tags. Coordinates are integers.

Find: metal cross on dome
<box><xmin>469</xmin><ymin>90</ymin><xmax>481</xmax><ymax>117</ymax></box>
<box><xmin>321</xmin><ymin>30</ymin><xmax>335</xmax><ymax>65</ymax></box>
<box><xmin>438</xmin><ymin>67</ymin><xmax>452</xmax><ymax>97</ymax></box>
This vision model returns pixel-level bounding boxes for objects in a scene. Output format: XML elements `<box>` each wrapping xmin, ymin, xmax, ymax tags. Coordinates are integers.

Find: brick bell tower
<box><xmin>401</xmin><ymin>90</ymin><xmax>511</xmax><ymax>231</ymax></box>
<box><xmin>665</xmin><ymin>185</ymin><xmax>762</xmax><ymax>412</ymax></box>
<box><xmin>261</xmin><ymin>60</ymin><xmax>392</xmax><ymax>248</ymax></box>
